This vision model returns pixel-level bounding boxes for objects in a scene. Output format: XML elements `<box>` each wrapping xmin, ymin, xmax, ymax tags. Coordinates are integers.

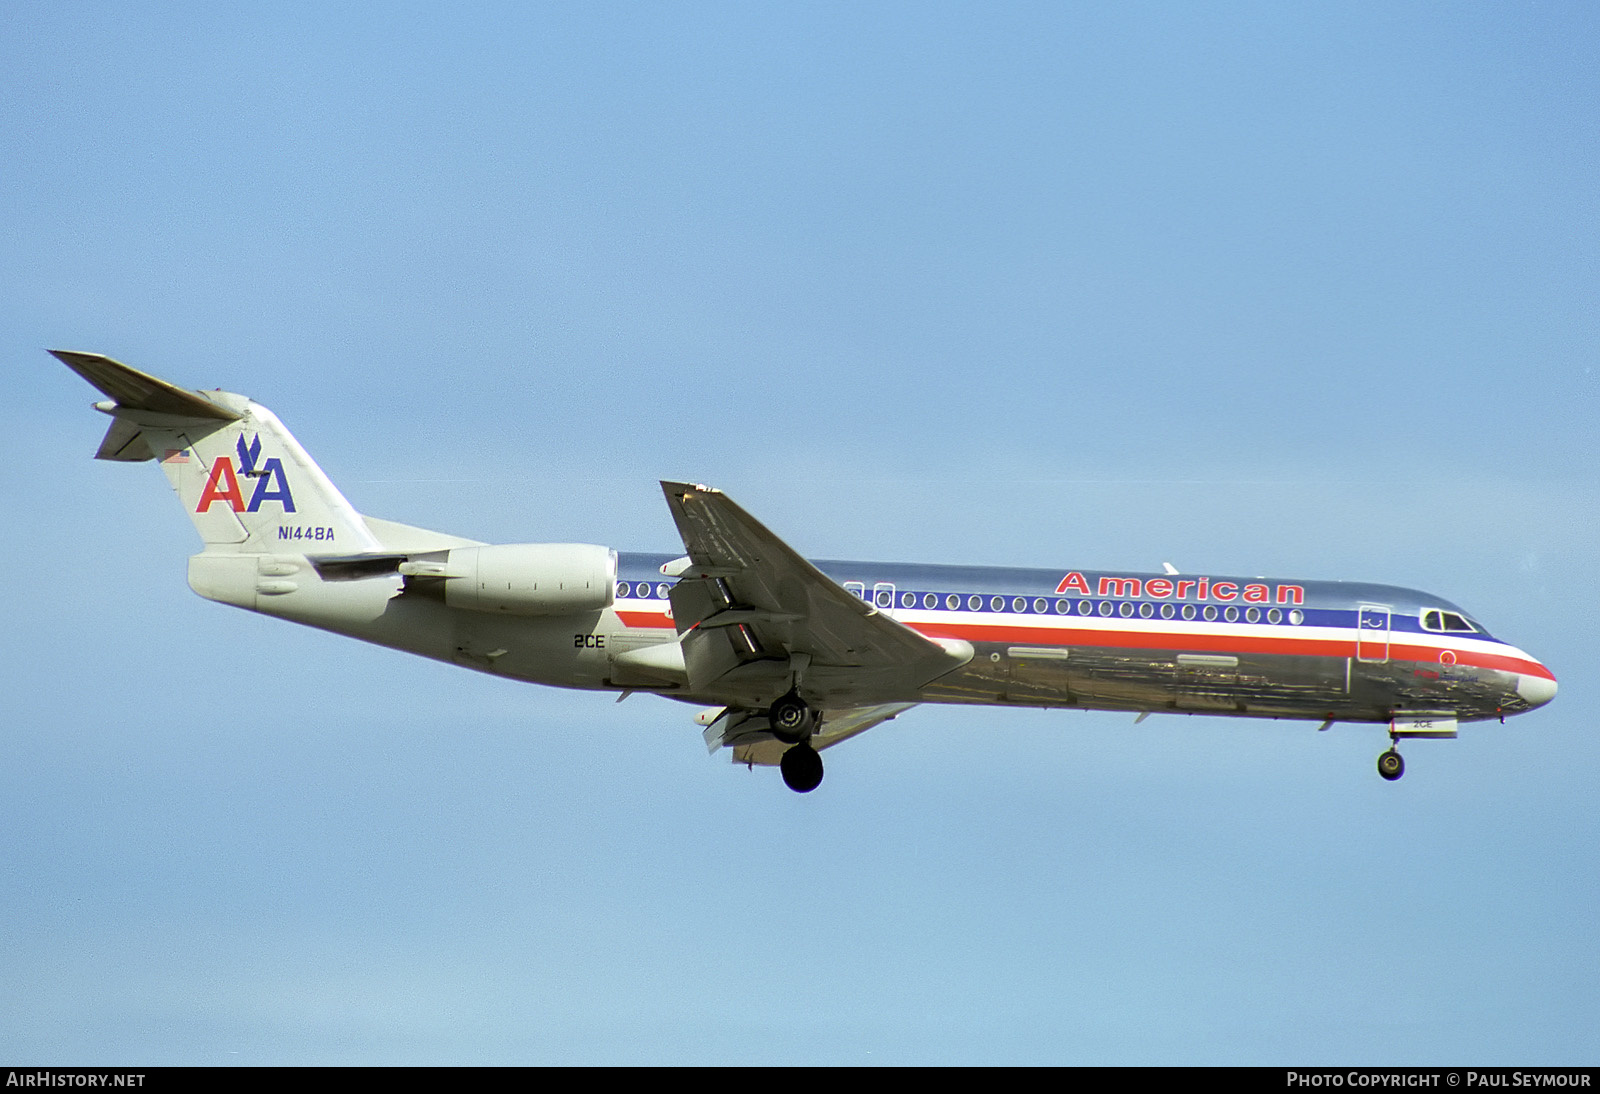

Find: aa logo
<box><xmin>195</xmin><ymin>434</ymin><xmax>297</xmax><ymax>513</ymax></box>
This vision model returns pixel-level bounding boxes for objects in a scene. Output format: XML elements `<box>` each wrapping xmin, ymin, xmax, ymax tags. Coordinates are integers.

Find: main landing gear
<box><xmin>770</xmin><ymin>690</ymin><xmax>823</xmax><ymax>793</ymax></box>
<box><xmin>768</xmin><ymin>690</ymin><xmax>815</xmax><ymax>743</ymax></box>
<box><xmin>1377</xmin><ymin>748</ymin><xmax>1405</xmax><ymax>781</ymax></box>
<box><xmin>780</xmin><ymin>741</ymin><xmax>824</xmax><ymax>793</ymax></box>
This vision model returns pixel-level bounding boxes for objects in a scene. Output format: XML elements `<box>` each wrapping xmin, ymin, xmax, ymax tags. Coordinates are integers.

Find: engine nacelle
<box><xmin>438</xmin><ymin>543</ymin><xmax>617</xmax><ymax>615</ymax></box>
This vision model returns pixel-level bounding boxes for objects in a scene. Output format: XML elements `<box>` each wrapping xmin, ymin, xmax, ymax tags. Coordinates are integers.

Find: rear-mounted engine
<box><xmin>400</xmin><ymin>543</ymin><xmax>617</xmax><ymax>615</ymax></box>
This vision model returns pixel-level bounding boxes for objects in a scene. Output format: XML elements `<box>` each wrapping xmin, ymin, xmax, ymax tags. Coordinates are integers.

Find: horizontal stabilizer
<box><xmin>50</xmin><ymin>350</ymin><xmax>241</xmax><ymax>421</ymax></box>
<box><xmin>93</xmin><ymin>416</ymin><xmax>156</xmax><ymax>462</ymax></box>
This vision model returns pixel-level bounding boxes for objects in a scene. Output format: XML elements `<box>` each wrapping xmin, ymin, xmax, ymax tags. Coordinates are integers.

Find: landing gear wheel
<box><xmin>1377</xmin><ymin>749</ymin><xmax>1405</xmax><ymax>781</ymax></box>
<box><xmin>780</xmin><ymin>743</ymin><xmax>824</xmax><ymax>793</ymax></box>
<box><xmin>768</xmin><ymin>691</ymin><xmax>814</xmax><ymax>744</ymax></box>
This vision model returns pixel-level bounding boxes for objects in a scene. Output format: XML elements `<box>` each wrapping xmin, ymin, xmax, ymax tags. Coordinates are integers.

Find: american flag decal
<box><xmin>163</xmin><ymin>449</ymin><xmax>190</xmax><ymax>463</ymax></box>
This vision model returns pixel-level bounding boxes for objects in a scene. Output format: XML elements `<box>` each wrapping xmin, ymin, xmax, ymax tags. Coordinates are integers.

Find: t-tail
<box><xmin>54</xmin><ymin>350</ymin><xmax>384</xmax><ymax>557</ymax></box>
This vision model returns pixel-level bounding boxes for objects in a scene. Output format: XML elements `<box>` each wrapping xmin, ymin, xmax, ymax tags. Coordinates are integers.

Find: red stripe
<box><xmin>618</xmin><ymin>610</ymin><xmax>674</xmax><ymax>629</ymax></box>
<box><xmin>613</xmin><ymin>609</ymin><xmax>1556</xmax><ymax>682</ymax></box>
<box><xmin>913</xmin><ymin>621</ymin><xmax>1554</xmax><ymax>680</ymax></box>
<box><xmin>1385</xmin><ymin>642</ymin><xmax>1555</xmax><ymax>680</ymax></box>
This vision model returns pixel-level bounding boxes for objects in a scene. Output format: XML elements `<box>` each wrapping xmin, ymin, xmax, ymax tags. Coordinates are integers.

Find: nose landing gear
<box><xmin>1377</xmin><ymin>748</ymin><xmax>1405</xmax><ymax>781</ymax></box>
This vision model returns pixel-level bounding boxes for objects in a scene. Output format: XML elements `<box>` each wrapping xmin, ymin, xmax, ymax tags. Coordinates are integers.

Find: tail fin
<box><xmin>54</xmin><ymin>350</ymin><xmax>383</xmax><ymax>555</ymax></box>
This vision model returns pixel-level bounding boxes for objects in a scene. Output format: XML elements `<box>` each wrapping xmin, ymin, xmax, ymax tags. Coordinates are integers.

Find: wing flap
<box><xmin>722</xmin><ymin>702</ymin><xmax>916</xmax><ymax>766</ymax></box>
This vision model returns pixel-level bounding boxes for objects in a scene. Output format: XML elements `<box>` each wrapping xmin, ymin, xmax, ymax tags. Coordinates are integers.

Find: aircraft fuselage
<box><xmin>603</xmin><ymin>554</ymin><xmax>1552</xmax><ymax>724</ymax></box>
<box><xmin>255</xmin><ymin>548</ymin><xmax>1554</xmax><ymax>727</ymax></box>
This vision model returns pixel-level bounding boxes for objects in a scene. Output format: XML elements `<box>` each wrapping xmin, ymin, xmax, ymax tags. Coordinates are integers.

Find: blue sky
<box><xmin>3</xmin><ymin>1</ymin><xmax>1597</xmax><ymax>1064</ymax></box>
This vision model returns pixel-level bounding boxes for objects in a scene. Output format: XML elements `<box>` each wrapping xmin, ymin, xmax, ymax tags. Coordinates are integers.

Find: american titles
<box><xmin>1055</xmin><ymin>571</ymin><xmax>1304</xmax><ymax>604</ymax></box>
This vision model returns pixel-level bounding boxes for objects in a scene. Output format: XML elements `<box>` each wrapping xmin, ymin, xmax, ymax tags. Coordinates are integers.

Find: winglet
<box><xmin>49</xmin><ymin>350</ymin><xmax>241</xmax><ymax>421</ymax></box>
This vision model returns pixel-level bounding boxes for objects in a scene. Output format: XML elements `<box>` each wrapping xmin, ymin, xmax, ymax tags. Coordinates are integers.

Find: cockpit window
<box><xmin>1422</xmin><ymin>609</ymin><xmax>1476</xmax><ymax>633</ymax></box>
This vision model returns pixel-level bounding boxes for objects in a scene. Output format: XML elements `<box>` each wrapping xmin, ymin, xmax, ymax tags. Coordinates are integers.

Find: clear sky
<box><xmin>3</xmin><ymin>1</ymin><xmax>1597</xmax><ymax>1065</ymax></box>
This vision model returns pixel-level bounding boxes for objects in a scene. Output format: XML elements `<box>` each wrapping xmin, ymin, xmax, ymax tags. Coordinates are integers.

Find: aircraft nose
<box><xmin>1517</xmin><ymin>670</ymin><xmax>1558</xmax><ymax>709</ymax></box>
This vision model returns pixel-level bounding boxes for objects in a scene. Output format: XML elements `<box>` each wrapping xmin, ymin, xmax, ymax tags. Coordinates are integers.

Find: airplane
<box><xmin>53</xmin><ymin>350</ymin><xmax>1558</xmax><ymax>793</ymax></box>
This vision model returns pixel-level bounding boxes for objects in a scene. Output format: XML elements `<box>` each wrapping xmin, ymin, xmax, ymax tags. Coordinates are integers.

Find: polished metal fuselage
<box><xmin>239</xmin><ymin>549</ymin><xmax>1553</xmax><ymax>729</ymax></box>
<box><xmin>603</xmin><ymin>553</ymin><xmax>1553</xmax><ymax>725</ymax></box>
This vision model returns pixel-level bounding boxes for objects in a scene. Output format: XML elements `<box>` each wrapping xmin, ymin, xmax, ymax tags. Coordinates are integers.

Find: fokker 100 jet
<box><xmin>55</xmin><ymin>350</ymin><xmax>1557</xmax><ymax>792</ymax></box>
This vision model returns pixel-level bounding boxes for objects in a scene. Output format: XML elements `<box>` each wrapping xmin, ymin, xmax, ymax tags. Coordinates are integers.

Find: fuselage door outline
<box><xmin>1357</xmin><ymin>605</ymin><xmax>1391</xmax><ymax>663</ymax></box>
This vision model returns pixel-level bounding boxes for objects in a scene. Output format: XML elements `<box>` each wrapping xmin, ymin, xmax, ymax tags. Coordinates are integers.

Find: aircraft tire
<box><xmin>1377</xmin><ymin>749</ymin><xmax>1405</xmax><ymax>781</ymax></box>
<box><xmin>780</xmin><ymin>743</ymin><xmax>824</xmax><ymax>793</ymax></box>
<box><xmin>768</xmin><ymin>692</ymin><xmax>814</xmax><ymax>744</ymax></box>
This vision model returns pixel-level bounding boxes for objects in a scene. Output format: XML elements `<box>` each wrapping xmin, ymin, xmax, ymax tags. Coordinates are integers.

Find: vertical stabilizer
<box><xmin>53</xmin><ymin>351</ymin><xmax>383</xmax><ymax>556</ymax></box>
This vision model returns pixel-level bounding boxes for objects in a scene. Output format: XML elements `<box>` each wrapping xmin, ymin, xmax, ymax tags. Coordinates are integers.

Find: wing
<box><xmin>659</xmin><ymin>481</ymin><xmax>972</xmax><ymax>711</ymax></box>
